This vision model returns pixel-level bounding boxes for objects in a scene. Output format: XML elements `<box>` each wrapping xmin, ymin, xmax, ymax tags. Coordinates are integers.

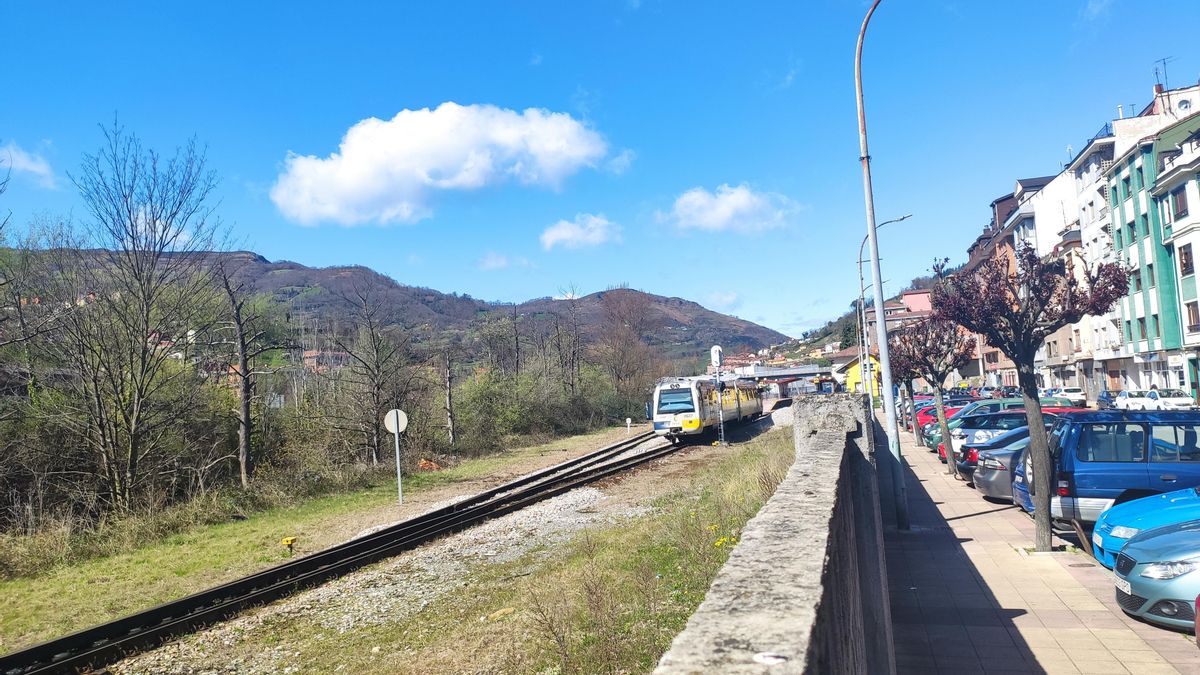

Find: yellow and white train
<box><xmin>650</xmin><ymin>375</ymin><xmax>763</xmax><ymax>441</ymax></box>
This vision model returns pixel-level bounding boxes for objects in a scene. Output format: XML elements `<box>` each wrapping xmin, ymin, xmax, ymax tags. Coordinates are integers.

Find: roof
<box><xmin>829</xmin><ymin>347</ymin><xmax>860</xmax><ymax>360</ymax></box>
<box><xmin>1015</xmin><ymin>176</ymin><xmax>1056</xmax><ymax>191</ymax></box>
<box><xmin>1058</xmin><ymin>410</ymin><xmax>1200</xmax><ymax>422</ymax></box>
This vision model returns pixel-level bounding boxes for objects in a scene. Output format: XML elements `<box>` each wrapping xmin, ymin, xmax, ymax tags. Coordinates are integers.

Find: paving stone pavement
<box><xmin>885</xmin><ymin>427</ymin><xmax>1200</xmax><ymax>674</ymax></box>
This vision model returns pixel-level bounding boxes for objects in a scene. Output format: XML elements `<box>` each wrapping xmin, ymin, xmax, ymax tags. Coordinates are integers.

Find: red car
<box><xmin>916</xmin><ymin>404</ymin><xmax>969</xmax><ymax>430</ymax></box>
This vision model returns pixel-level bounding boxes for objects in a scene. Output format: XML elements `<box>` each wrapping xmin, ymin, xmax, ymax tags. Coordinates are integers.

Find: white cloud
<box><xmin>707</xmin><ymin>291</ymin><xmax>742</xmax><ymax>311</ymax></box>
<box><xmin>1083</xmin><ymin>0</ymin><xmax>1114</xmax><ymax>20</ymax></box>
<box><xmin>270</xmin><ymin>102</ymin><xmax>608</xmax><ymax>226</ymax></box>
<box><xmin>661</xmin><ymin>183</ymin><xmax>799</xmax><ymax>233</ymax></box>
<box><xmin>478</xmin><ymin>252</ymin><xmax>531</xmax><ymax>271</ymax></box>
<box><xmin>540</xmin><ymin>213</ymin><xmax>621</xmax><ymax>250</ymax></box>
<box><xmin>606</xmin><ymin>148</ymin><xmax>635</xmax><ymax>174</ymax></box>
<box><xmin>0</xmin><ymin>142</ymin><xmax>56</xmax><ymax>188</ymax></box>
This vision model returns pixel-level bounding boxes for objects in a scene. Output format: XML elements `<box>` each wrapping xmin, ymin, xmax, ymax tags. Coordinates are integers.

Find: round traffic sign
<box><xmin>383</xmin><ymin>409</ymin><xmax>408</xmax><ymax>434</ymax></box>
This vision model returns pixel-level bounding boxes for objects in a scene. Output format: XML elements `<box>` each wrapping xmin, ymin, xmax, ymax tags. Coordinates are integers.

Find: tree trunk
<box><xmin>933</xmin><ymin>388</ymin><xmax>957</xmax><ymax>478</ymax></box>
<box><xmin>237</xmin><ymin>352</ymin><xmax>254</xmax><ymax>489</ymax></box>
<box><xmin>897</xmin><ymin>382</ymin><xmax>909</xmax><ymax>433</ymax></box>
<box><xmin>902</xmin><ymin>381</ymin><xmax>919</xmax><ymax>443</ymax></box>
<box><xmin>1018</xmin><ymin>361</ymin><xmax>1054</xmax><ymax>552</ymax></box>
<box><xmin>444</xmin><ymin>352</ymin><xmax>456</xmax><ymax>448</ymax></box>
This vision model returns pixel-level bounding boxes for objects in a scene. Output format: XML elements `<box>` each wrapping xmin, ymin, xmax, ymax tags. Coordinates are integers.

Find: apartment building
<box><xmin>1105</xmin><ymin>84</ymin><xmax>1200</xmax><ymax>392</ymax></box>
<box><xmin>1154</xmin><ymin>109</ymin><xmax>1200</xmax><ymax>398</ymax></box>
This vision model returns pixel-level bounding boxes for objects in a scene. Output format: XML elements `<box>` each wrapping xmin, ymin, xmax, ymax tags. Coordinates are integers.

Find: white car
<box><xmin>1114</xmin><ymin>390</ymin><xmax>1149</xmax><ymax>410</ymax></box>
<box><xmin>1143</xmin><ymin>388</ymin><xmax>1197</xmax><ymax>411</ymax></box>
<box><xmin>1057</xmin><ymin>386</ymin><xmax>1087</xmax><ymax>407</ymax></box>
<box><xmin>949</xmin><ymin>412</ymin><xmax>1030</xmax><ymax>454</ymax></box>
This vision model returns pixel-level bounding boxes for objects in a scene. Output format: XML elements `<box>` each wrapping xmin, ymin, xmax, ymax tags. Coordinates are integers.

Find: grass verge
<box><xmin>0</xmin><ymin>426</ymin><xmax>639</xmax><ymax>654</ymax></box>
<box><xmin>217</xmin><ymin>428</ymin><xmax>795</xmax><ymax>674</ymax></box>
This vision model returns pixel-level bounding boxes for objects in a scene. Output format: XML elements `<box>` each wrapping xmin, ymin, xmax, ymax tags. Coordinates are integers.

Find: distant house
<box><xmin>862</xmin><ymin>289</ymin><xmax>934</xmax><ymax>351</ymax></box>
<box><xmin>302</xmin><ymin>349</ymin><xmax>351</xmax><ymax>373</ymax></box>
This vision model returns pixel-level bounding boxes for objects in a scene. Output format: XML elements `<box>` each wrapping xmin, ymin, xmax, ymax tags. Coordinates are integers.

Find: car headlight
<box><xmin>1109</xmin><ymin>526</ymin><xmax>1139</xmax><ymax>539</ymax></box>
<box><xmin>1140</xmin><ymin>559</ymin><xmax>1199</xmax><ymax>580</ymax></box>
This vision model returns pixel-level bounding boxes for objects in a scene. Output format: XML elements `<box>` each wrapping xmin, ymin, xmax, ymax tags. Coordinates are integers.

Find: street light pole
<box><xmin>856</xmin><ymin>0</ymin><xmax>909</xmax><ymax>529</ymax></box>
<box><xmin>858</xmin><ymin>215</ymin><xmax>910</xmax><ymax>410</ymax></box>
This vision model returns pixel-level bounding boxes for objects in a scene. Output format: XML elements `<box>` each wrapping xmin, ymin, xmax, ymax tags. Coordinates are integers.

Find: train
<box><xmin>649</xmin><ymin>375</ymin><xmax>763</xmax><ymax>441</ymax></box>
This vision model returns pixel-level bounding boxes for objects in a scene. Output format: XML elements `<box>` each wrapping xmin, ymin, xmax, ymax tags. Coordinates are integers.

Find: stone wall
<box><xmin>654</xmin><ymin>395</ymin><xmax>895</xmax><ymax>674</ymax></box>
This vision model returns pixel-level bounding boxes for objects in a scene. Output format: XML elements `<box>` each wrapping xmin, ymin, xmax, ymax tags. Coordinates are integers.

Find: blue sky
<box><xmin>2</xmin><ymin>0</ymin><xmax>1199</xmax><ymax>338</ymax></box>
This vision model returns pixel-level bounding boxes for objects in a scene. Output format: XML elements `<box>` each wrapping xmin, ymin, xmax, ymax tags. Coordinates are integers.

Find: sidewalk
<box><xmin>885</xmin><ymin>428</ymin><xmax>1200</xmax><ymax>674</ymax></box>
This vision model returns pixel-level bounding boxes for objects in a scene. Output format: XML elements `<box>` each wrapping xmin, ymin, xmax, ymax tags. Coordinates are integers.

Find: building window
<box><xmin>1132</xmin><ymin>269</ymin><xmax>1143</xmax><ymax>292</ymax></box>
<box><xmin>1125</xmin><ymin>320</ymin><xmax>1133</xmax><ymax>341</ymax></box>
<box><xmin>1187</xmin><ymin>301</ymin><xmax>1200</xmax><ymax>333</ymax></box>
<box><xmin>1174</xmin><ymin>186</ymin><xmax>1190</xmax><ymax>219</ymax></box>
<box><xmin>1128</xmin><ymin>222</ymin><xmax>1137</xmax><ymax>242</ymax></box>
<box><xmin>1141</xmin><ymin>213</ymin><xmax>1150</xmax><ymax>236</ymax></box>
<box><xmin>1138</xmin><ymin>318</ymin><xmax>1148</xmax><ymax>340</ymax></box>
<box><xmin>1182</xmin><ymin>244</ymin><xmax>1195</xmax><ymax>276</ymax></box>
<box><xmin>1073</xmin><ymin>329</ymin><xmax>1081</xmax><ymax>352</ymax></box>
<box><xmin>1153</xmin><ymin>314</ymin><xmax>1161</xmax><ymax>338</ymax></box>
<box><xmin>1122</xmin><ymin>176</ymin><xmax>1132</xmax><ymax>199</ymax></box>
<box><xmin>1135</xmin><ymin>166</ymin><xmax>1144</xmax><ymax>189</ymax></box>
<box><xmin>1116</xmin><ymin>231</ymin><xmax>1124</xmax><ymax>249</ymax></box>
<box><xmin>1147</xmin><ymin>263</ymin><xmax>1156</xmax><ymax>287</ymax></box>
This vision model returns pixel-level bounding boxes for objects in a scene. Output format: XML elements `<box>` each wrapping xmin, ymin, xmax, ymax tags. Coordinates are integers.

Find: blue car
<box><xmin>1093</xmin><ymin>487</ymin><xmax>1200</xmax><ymax>569</ymax></box>
<box><xmin>1014</xmin><ymin>411</ymin><xmax>1200</xmax><ymax>527</ymax></box>
<box><xmin>1011</xmin><ymin>447</ymin><xmax>1035</xmax><ymax>514</ymax></box>
<box><xmin>1113</xmin><ymin>519</ymin><xmax>1200</xmax><ymax>630</ymax></box>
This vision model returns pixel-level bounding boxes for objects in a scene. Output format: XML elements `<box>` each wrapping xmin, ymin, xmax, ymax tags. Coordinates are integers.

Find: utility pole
<box><xmin>856</xmin><ymin>0</ymin><xmax>909</xmax><ymax>529</ymax></box>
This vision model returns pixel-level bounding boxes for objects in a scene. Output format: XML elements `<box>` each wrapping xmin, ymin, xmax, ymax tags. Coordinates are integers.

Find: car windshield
<box><xmin>986</xmin><ymin>425</ymin><xmax>1030</xmax><ymax>446</ymax></box>
<box><xmin>1126</xmin><ymin>391</ymin><xmax>1146</xmax><ymax>398</ymax></box>
<box><xmin>1161</xmin><ymin>389</ymin><xmax>1188</xmax><ymax>398</ymax></box>
<box><xmin>949</xmin><ymin>403</ymin><xmax>979</xmax><ymax>419</ymax></box>
<box><xmin>657</xmin><ymin>389</ymin><xmax>694</xmax><ymax>414</ymax></box>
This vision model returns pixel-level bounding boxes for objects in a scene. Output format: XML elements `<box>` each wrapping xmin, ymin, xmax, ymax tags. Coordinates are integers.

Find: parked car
<box><xmin>1058</xmin><ymin>387</ymin><xmax>1087</xmax><ymax>407</ymax></box>
<box><xmin>1015</xmin><ymin>410</ymin><xmax>1200</xmax><ymax>527</ymax></box>
<box><xmin>949</xmin><ymin>412</ymin><xmax>1038</xmax><ymax>455</ymax></box>
<box><xmin>1144</xmin><ymin>389</ymin><xmax>1198</xmax><ymax>412</ymax></box>
<box><xmin>1113</xmin><ymin>519</ymin><xmax>1200</xmax><ymax>630</ymax></box>
<box><xmin>1092</xmin><ymin>486</ymin><xmax>1200</xmax><ymax>569</ymax></box>
<box><xmin>916</xmin><ymin>404</ymin><xmax>971</xmax><ymax>438</ymax></box>
<box><xmin>923</xmin><ymin>398</ymin><xmax>1071</xmax><ymax>450</ymax></box>
<box><xmin>1114</xmin><ymin>390</ymin><xmax>1150</xmax><ymax>410</ymax></box>
<box><xmin>954</xmin><ymin>424</ymin><xmax>1034</xmax><ymax>484</ymax></box>
<box><xmin>1097</xmin><ymin>390</ymin><xmax>1118</xmax><ymax>410</ymax></box>
<box><xmin>973</xmin><ymin>428</ymin><xmax>1050</xmax><ymax>502</ymax></box>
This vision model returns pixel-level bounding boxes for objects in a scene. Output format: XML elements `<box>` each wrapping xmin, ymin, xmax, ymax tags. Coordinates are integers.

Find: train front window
<box><xmin>657</xmin><ymin>390</ymin><xmax>695</xmax><ymax>414</ymax></box>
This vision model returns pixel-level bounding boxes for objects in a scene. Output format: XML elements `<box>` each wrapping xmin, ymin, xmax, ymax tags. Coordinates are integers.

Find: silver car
<box><xmin>1113</xmin><ymin>519</ymin><xmax>1200</xmax><ymax>630</ymax></box>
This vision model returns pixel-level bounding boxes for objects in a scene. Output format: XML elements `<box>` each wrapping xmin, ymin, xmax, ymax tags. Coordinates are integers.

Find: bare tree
<box><xmin>890</xmin><ymin>319</ymin><xmax>974</xmax><ymax>477</ymax></box>
<box><xmin>932</xmin><ymin>245</ymin><xmax>1127</xmax><ymax>550</ymax></box>
<box><xmin>552</xmin><ymin>286</ymin><xmax>585</xmax><ymax>399</ymax></box>
<box><xmin>887</xmin><ymin>332</ymin><xmax>921</xmax><ymax>442</ymax></box>
<box><xmin>594</xmin><ymin>287</ymin><xmax>658</xmax><ymax>412</ymax></box>
<box><xmin>39</xmin><ymin>124</ymin><xmax>221</xmax><ymax>513</ymax></box>
<box><xmin>216</xmin><ymin>262</ymin><xmax>290</xmax><ymax>488</ymax></box>
<box><xmin>331</xmin><ymin>282</ymin><xmax>418</xmax><ymax>466</ymax></box>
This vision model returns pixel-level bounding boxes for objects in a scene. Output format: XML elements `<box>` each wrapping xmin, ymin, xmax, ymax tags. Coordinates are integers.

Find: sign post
<box><xmin>711</xmin><ymin>346</ymin><xmax>726</xmax><ymax>446</ymax></box>
<box><xmin>383</xmin><ymin>409</ymin><xmax>409</xmax><ymax>504</ymax></box>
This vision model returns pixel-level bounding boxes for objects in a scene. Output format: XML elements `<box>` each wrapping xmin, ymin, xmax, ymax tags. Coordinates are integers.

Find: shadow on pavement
<box><xmin>886</xmin><ymin>452</ymin><xmax>1048</xmax><ymax>674</ymax></box>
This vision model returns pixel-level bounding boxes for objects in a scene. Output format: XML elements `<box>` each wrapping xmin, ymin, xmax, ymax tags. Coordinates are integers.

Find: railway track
<box><xmin>1</xmin><ymin>431</ymin><xmax>675</xmax><ymax>675</ymax></box>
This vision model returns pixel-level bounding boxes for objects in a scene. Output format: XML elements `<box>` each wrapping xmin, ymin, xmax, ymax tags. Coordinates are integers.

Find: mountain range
<box><xmin>216</xmin><ymin>251</ymin><xmax>788</xmax><ymax>357</ymax></box>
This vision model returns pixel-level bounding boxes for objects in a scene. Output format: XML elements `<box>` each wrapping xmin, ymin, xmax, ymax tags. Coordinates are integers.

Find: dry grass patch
<box><xmin>270</xmin><ymin>429</ymin><xmax>794</xmax><ymax>674</ymax></box>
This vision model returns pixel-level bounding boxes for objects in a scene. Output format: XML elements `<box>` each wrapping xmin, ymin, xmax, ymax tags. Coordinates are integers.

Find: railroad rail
<box><xmin>1</xmin><ymin>431</ymin><xmax>674</xmax><ymax>675</ymax></box>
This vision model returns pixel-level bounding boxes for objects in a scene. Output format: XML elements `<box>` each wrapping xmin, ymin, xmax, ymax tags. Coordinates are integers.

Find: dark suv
<box><xmin>1018</xmin><ymin>410</ymin><xmax>1200</xmax><ymax>526</ymax></box>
